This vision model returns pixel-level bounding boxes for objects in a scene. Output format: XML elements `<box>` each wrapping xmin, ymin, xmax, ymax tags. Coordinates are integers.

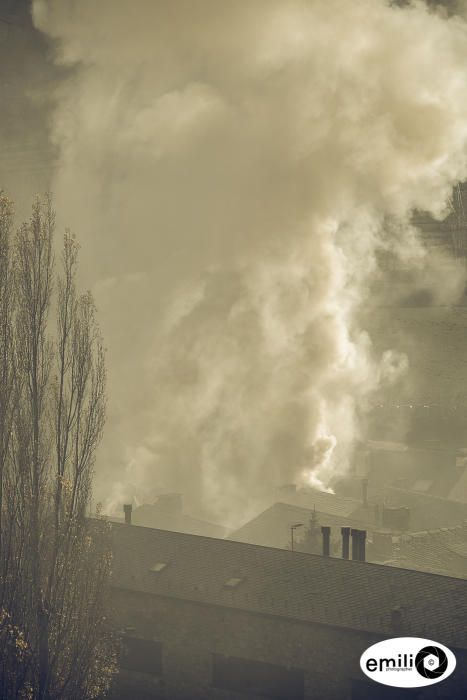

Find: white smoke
<box><xmin>33</xmin><ymin>0</ymin><xmax>467</xmax><ymax>525</ymax></box>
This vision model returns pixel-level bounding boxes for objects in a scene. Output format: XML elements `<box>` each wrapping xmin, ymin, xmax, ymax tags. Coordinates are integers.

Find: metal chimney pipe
<box><xmin>351</xmin><ymin>529</ymin><xmax>360</xmax><ymax>561</ymax></box>
<box><xmin>341</xmin><ymin>527</ymin><xmax>350</xmax><ymax>560</ymax></box>
<box><xmin>359</xmin><ymin>530</ymin><xmax>367</xmax><ymax>562</ymax></box>
<box><xmin>123</xmin><ymin>503</ymin><xmax>132</xmax><ymax>525</ymax></box>
<box><xmin>321</xmin><ymin>526</ymin><xmax>331</xmax><ymax>557</ymax></box>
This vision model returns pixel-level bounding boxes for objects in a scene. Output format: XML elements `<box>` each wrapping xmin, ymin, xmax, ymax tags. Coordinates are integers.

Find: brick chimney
<box><xmin>123</xmin><ymin>503</ymin><xmax>132</xmax><ymax>525</ymax></box>
<box><xmin>341</xmin><ymin>527</ymin><xmax>350</xmax><ymax>559</ymax></box>
<box><xmin>321</xmin><ymin>526</ymin><xmax>331</xmax><ymax>557</ymax></box>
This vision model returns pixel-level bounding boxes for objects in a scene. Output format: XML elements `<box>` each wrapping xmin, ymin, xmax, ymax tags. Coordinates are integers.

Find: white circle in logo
<box><xmin>360</xmin><ymin>637</ymin><xmax>456</xmax><ymax>688</ymax></box>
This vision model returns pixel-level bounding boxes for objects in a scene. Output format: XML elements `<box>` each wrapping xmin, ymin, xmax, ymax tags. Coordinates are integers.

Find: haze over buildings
<box><xmin>3</xmin><ymin>2</ymin><xmax>467</xmax><ymax>699</ymax></box>
<box><xmin>2</xmin><ymin>1</ymin><xmax>467</xmax><ymax>527</ymax></box>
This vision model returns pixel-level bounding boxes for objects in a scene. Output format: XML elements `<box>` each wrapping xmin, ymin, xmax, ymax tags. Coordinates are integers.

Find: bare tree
<box><xmin>0</xmin><ymin>193</ymin><xmax>117</xmax><ymax>699</ymax></box>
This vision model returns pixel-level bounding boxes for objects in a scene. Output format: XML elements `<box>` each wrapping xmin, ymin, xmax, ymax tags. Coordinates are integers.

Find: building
<box><xmin>229</xmin><ymin>500</ymin><xmax>467</xmax><ymax>578</ymax></box>
<box><xmin>276</xmin><ymin>479</ymin><xmax>467</xmax><ymax>532</ymax></box>
<box><xmin>413</xmin><ymin>182</ymin><xmax>467</xmax><ymax>262</ymax></box>
<box><xmin>353</xmin><ymin>443</ymin><xmax>467</xmax><ymax>502</ymax></box>
<box><xmin>108</xmin><ymin>520</ymin><xmax>467</xmax><ymax>700</ymax></box>
<box><xmin>337</xmin><ymin>480</ymin><xmax>467</xmax><ymax>531</ymax></box>
<box><xmin>113</xmin><ymin>495</ymin><xmax>227</xmax><ymax>539</ymax></box>
<box><xmin>370</xmin><ymin>524</ymin><xmax>467</xmax><ymax>578</ymax></box>
<box><xmin>229</xmin><ymin>501</ymin><xmax>369</xmax><ymax>553</ymax></box>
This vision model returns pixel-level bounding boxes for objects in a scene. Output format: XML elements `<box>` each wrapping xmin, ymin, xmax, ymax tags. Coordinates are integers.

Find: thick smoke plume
<box><xmin>33</xmin><ymin>0</ymin><xmax>467</xmax><ymax>525</ymax></box>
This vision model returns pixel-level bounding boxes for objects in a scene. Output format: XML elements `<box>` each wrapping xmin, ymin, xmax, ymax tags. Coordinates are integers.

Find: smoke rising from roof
<box><xmin>33</xmin><ymin>0</ymin><xmax>467</xmax><ymax>525</ymax></box>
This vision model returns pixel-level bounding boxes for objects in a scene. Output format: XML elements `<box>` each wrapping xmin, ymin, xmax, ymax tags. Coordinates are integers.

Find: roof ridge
<box><xmin>107</xmin><ymin>519</ymin><xmax>467</xmax><ymax>583</ymax></box>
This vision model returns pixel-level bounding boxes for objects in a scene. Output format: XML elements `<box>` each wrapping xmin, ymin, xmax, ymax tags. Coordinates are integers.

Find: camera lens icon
<box><xmin>415</xmin><ymin>646</ymin><xmax>448</xmax><ymax>679</ymax></box>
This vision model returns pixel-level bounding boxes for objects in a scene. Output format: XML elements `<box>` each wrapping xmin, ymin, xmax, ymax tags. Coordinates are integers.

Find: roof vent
<box><xmin>224</xmin><ymin>577</ymin><xmax>244</xmax><ymax>589</ymax></box>
<box><xmin>149</xmin><ymin>562</ymin><xmax>168</xmax><ymax>573</ymax></box>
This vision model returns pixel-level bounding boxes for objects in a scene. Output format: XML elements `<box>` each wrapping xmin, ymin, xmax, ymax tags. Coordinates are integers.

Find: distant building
<box><xmin>110</xmin><ymin>495</ymin><xmax>227</xmax><ymax>539</ymax></box>
<box><xmin>413</xmin><ymin>182</ymin><xmax>467</xmax><ymax>262</ymax></box>
<box><xmin>281</xmin><ymin>477</ymin><xmax>467</xmax><ymax>531</ymax></box>
<box><xmin>370</xmin><ymin>524</ymin><xmax>467</xmax><ymax>578</ymax></box>
<box><xmin>107</xmin><ymin>521</ymin><xmax>467</xmax><ymax>700</ymax></box>
<box><xmin>229</xmin><ymin>501</ymin><xmax>369</xmax><ymax>554</ymax></box>
<box><xmin>229</xmin><ymin>500</ymin><xmax>467</xmax><ymax>578</ymax></box>
<box><xmin>352</xmin><ymin>443</ymin><xmax>467</xmax><ymax>502</ymax></box>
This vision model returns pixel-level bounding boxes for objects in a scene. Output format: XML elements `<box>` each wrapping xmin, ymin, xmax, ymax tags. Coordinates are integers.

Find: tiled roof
<box><xmin>109</xmin><ymin>522</ymin><xmax>467</xmax><ymax>649</ymax></box>
<box><xmin>229</xmin><ymin>502</ymin><xmax>369</xmax><ymax>549</ymax></box>
<box><xmin>282</xmin><ymin>487</ymin><xmax>365</xmax><ymax>520</ymax></box>
<box><xmin>336</xmin><ymin>479</ymin><xmax>467</xmax><ymax>530</ymax></box>
<box><xmin>132</xmin><ymin>507</ymin><xmax>227</xmax><ymax>539</ymax></box>
<box><xmin>364</xmin><ymin>484</ymin><xmax>467</xmax><ymax>530</ymax></box>
<box><xmin>382</xmin><ymin>525</ymin><xmax>467</xmax><ymax>578</ymax></box>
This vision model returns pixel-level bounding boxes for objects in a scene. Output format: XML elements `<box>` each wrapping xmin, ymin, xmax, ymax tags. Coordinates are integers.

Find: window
<box><xmin>121</xmin><ymin>637</ymin><xmax>162</xmax><ymax>676</ymax></box>
<box><xmin>224</xmin><ymin>577</ymin><xmax>244</xmax><ymax>588</ymax></box>
<box><xmin>149</xmin><ymin>562</ymin><xmax>168</xmax><ymax>573</ymax></box>
<box><xmin>212</xmin><ymin>653</ymin><xmax>304</xmax><ymax>700</ymax></box>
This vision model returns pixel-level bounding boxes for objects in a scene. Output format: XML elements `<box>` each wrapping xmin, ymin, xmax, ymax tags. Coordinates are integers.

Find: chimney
<box><xmin>351</xmin><ymin>529</ymin><xmax>367</xmax><ymax>561</ymax></box>
<box><xmin>362</xmin><ymin>478</ymin><xmax>368</xmax><ymax>507</ymax></box>
<box><xmin>341</xmin><ymin>527</ymin><xmax>350</xmax><ymax>559</ymax></box>
<box><xmin>123</xmin><ymin>503</ymin><xmax>132</xmax><ymax>525</ymax></box>
<box><xmin>351</xmin><ymin>529</ymin><xmax>359</xmax><ymax>560</ymax></box>
<box><xmin>321</xmin><ymin>526</ymin><xmax>331</xmax><ymax>556</ymax></box>
<box><xmin>382</xmin><ymin>505</ymin><xmax>410</xmax><ymax>531</ymax></box>
<box><xmin>359</xmin><ymin>530</ymin><xmax>367</xmax><ymax>562</ymax></box>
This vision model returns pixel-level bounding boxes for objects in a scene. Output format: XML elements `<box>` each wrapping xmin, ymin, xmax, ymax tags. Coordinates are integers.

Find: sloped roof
<box><xmin>109</xmin><ymin>522</ymin><xmax>467</xmax><ymax>649</ymax></box>
<box><xmin>229</xmin><ymin>503</ymin><xmax>467</xmax><ymax>579</ymax></box>
<box><xmin>132</xmin><ymin>507</ymin><xmax>227</xmax><ymax>539</ymax></box>
<box><xmin>229</xmin><ymin>502</ymin><xmax>369</xmax><ymax>549</ymax></box>
<box><xmin>282</xmin><ymin>487</ymin><xmax>365</xmax><ymax>520</ymax></box>
<box><xmin>334</xmin><ymin>479</ymin><xmax>467</xmax><ymax>530</ymax></box>
<box><xmin>382</xmin><ymin>525</ymin><xmax>467</xmax><ymax>578</ymax></box>
<box><xmin>363</xmin><ymin>484</ymin><xmax>467</xmax><ymax>530</ymax></box>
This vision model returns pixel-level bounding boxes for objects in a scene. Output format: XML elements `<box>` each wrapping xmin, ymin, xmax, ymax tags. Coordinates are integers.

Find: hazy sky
<box><xmin>28</xmin><ymin>0</ymin><xmax>467</xmax><ymax>525</ymax></box>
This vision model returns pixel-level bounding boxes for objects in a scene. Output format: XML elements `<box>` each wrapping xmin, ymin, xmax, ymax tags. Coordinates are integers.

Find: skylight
<box><xmin>149</xmin><ymin>562</ymin><xmax>168</xmax><ymax>573</ymax></box>
<box><xmin>224</xmin><ymin>577</ymin><xmax>244</xmax><ymax>589</ymax></box>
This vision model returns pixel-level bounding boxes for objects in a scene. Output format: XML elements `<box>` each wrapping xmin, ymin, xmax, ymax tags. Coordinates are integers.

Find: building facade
<box><xmin>107</xmin><ymin>521</ymin><xmax>467</xmax><ymax>700</ymax></box>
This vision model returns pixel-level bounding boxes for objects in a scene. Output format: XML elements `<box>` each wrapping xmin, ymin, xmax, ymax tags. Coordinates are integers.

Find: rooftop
<box><xmin>110</xmin><ymin>521</ymin><xmax>467</xmax><ymax>649</ymax></box>
<box><xmin>382</xmin><ymin>524</ymin><xmax>467</xmax><ymax>578</ymax></box>
<box><xmin>229</xmin><ymin>502</ymin><xmax>369</xmax><ymax>550</ymax></box>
